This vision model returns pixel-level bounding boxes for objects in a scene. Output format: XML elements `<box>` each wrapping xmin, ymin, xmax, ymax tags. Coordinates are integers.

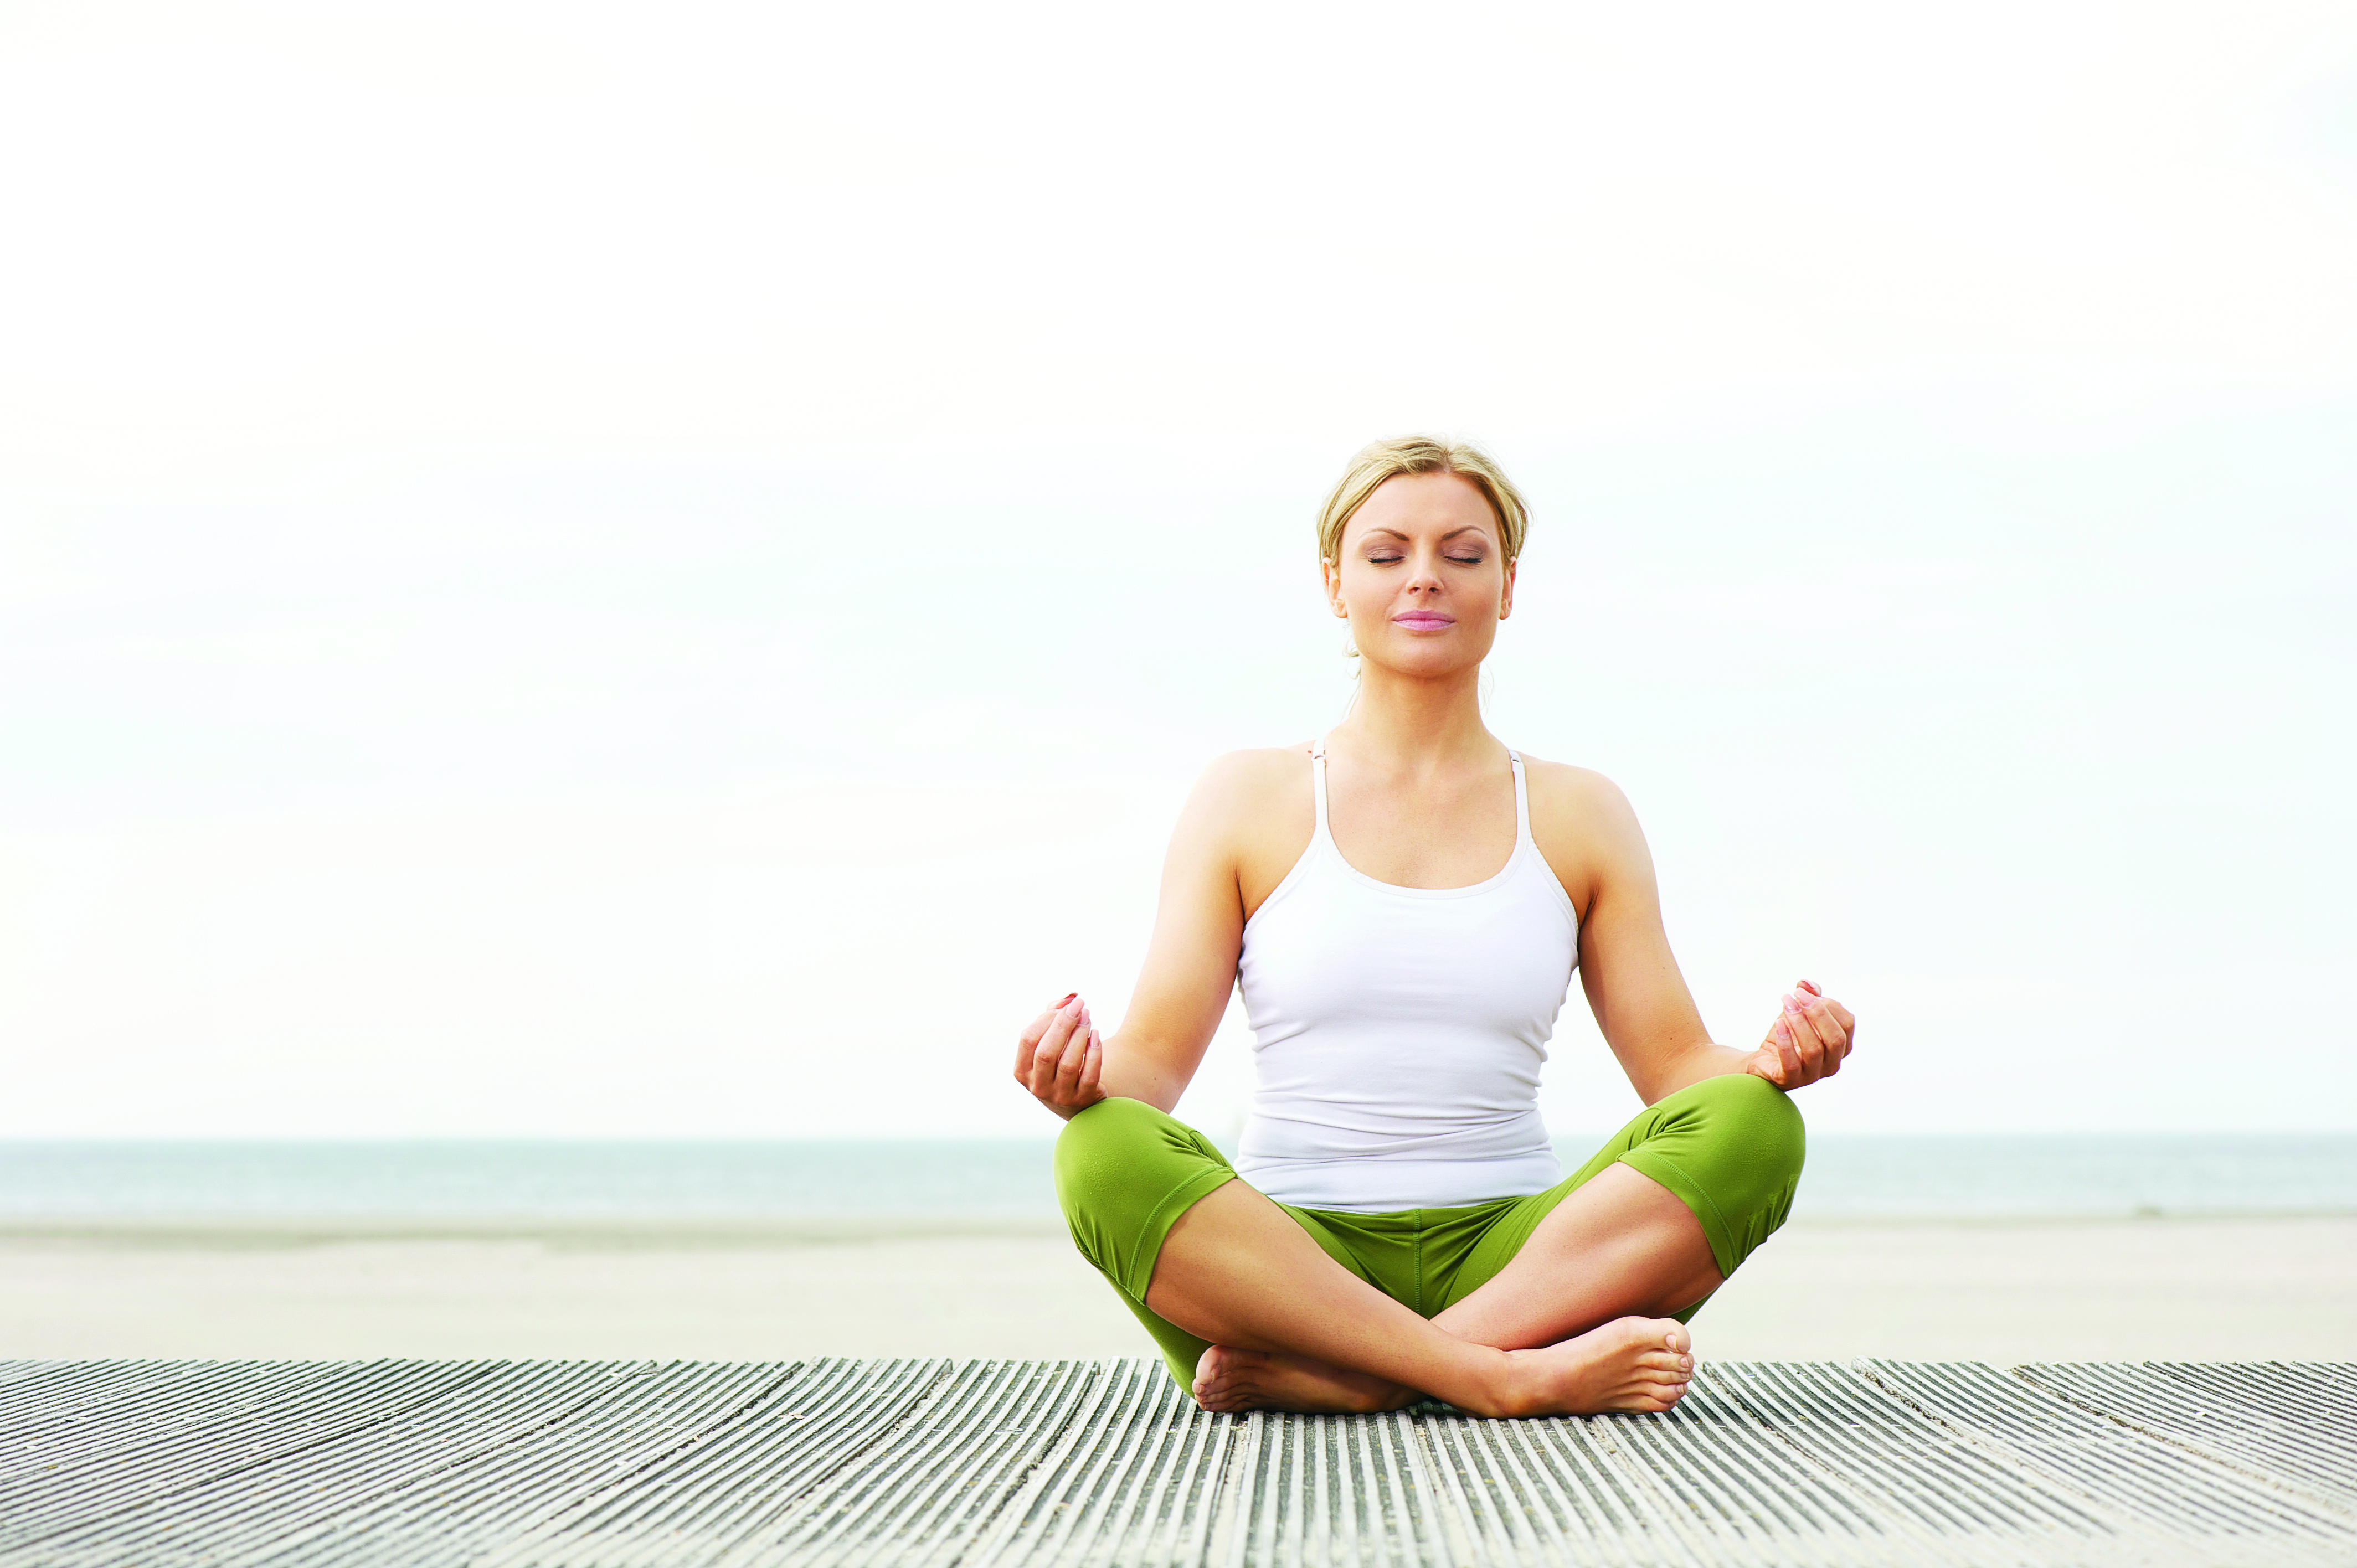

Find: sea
<box><xmin>1</xmin><ymin>1135</ymin><xmax>2353</xmax><ymax>1224</ymax></box>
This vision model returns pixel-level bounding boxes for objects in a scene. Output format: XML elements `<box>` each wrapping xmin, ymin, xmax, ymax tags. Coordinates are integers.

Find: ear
<box><xmin>1321</xmin><ymin>556</ymin><xmax>1347</xmax><ymax>617</ymax></box>
<box><xmin>1498</xmin><ymin>556</ymin><xmax>1517</xmax><ymax>621</ymax></box>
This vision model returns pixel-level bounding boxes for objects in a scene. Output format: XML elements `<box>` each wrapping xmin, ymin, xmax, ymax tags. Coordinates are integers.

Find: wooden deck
<box><xmin>2</xmin><ymin>1358</ymin><xmax>2353</xmax><ymax>1565</ymax></box>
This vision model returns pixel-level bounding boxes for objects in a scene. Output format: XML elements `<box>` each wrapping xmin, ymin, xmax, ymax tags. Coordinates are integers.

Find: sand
<box><xmin>3</xmin><ymin>1214</ymin><xmax>2350</xmax><ymax>1365</ymax></box>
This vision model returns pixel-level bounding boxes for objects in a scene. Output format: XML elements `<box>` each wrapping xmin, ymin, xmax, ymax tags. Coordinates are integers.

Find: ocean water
<box><xmin>1</xmin><ymin>1135</ymin><xmax>2353</xmax><ymax>1223</ymax></box>
<box><xmin>1769</xmin><ymin>1134</ymin><xmax>2357</xmax><ymax>1219</ymax></box>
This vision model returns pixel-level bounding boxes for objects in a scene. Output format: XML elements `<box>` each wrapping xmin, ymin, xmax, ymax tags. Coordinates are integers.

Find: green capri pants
<box><xmin>1053</xmin><ymin>1072</ymin><xmax>1805</xmax><ymax>1391</ymax></box>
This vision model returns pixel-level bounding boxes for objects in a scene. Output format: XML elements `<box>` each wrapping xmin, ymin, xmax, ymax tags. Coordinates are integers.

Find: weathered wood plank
<box><xmin>0</xmin><ymin>1360</ymin><xmax>2348</xmax><ymax>1566</ymax></box>
<box><xmin>2014</xmin><ymin>1360</ymin><xmax>2357</xmax><ymax>1514</ymax></box>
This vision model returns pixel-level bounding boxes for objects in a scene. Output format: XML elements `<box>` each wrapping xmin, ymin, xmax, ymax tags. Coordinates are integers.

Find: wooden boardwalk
<box><xmin>2</xmin><ymin>1358</ymin><xmax>2353</xmax><ymax>1566</ymax></box>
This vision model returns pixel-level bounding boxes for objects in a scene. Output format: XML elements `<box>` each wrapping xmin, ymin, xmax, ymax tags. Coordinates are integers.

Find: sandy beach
<box><xmin>3</xmin><ymin>1213</ymin><xmax>2350</xmax><ymax>1365</ymax></box>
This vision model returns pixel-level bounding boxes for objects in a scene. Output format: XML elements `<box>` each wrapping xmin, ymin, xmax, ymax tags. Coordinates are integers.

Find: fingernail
<box><xmin>1062</xmin><ymin>997</ymin><xmax>1082</xmax><ymax>1014</ymax></box>
<box><xmin>1783</xmin><ymin>994</ymin><xmax>1802</xmax><ymax>1013</ymax></box>
<box><xmin>1774</xmin><ymin>1019</ymin><xmax>1791</xmax><ymax>1040</ymax></box>
<box><xmin>1057</xmin><ymin>992</ymin><xmax>1076</xmax><ymax>1005</ymax></box>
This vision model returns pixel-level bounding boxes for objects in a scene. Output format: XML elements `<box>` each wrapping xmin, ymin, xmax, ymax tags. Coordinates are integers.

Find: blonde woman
<box><xmin>1016</xmin><ymin>437</ymin><xmax>1853</xmax><ymax>1417</ymax></box>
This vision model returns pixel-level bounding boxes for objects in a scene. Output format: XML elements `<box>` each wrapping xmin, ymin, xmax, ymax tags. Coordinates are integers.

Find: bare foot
<box><xmin>1191</xmin><ymin>1344</ymin><xmax>1421</xmax><ymax>1414</ymax></box>
<box><xmin>1498</xmin><ymin>1316</ymin><xmax>1695</xmax><ymax>1416</ymax></box>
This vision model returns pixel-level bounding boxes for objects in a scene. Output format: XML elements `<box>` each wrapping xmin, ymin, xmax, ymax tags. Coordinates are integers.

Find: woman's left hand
<box><xmin>1742</xmin><ymin>979</ymin><xmax>1855</xmax><ymax>1089</ymax></box>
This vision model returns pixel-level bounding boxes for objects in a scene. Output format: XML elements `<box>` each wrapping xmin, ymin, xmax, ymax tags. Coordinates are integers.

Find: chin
<box><xmin>1377</xmin><ymin>653</ymin><xmax>1483</xmax><ymax>679</ymax></box>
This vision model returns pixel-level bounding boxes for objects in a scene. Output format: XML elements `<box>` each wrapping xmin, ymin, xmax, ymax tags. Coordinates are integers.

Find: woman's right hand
<box><xmin>1014</xmin><ymin>993</ymin><xmax>1107</xmax><ymax>1120</ymax></box>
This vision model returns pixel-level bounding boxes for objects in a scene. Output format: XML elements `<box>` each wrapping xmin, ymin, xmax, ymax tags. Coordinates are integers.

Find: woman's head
<box><xmin>1317</xmin><ymin>437</ymin><xmax>1529</xmax><ymax>679</ymax></box>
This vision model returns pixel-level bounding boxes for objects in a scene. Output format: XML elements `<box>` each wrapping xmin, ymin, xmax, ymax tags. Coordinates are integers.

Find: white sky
<box><xmin>2</xmin><ymin>1</ymin><xmax>2353</xmax><ymax>1138</ymax></box>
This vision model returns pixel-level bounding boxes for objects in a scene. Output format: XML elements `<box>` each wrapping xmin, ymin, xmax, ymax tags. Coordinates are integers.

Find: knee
<box><xmin>1053</xmin><ymin>1100</ymin><xmax>1132</xmax><ymax>1221</ymax></box>
<box><xmin>1052</xmin><ymin>1098</ymin><xmax>1232</xmax><ymax>1289</ymax></box>
<box><xmin>1684</xmin><ymin>1071</ymin><xmax>1807</xmax><ymax>1188</ymax></box>
<box><xmin>1052</xmin><ymin>1097</ymin><xmax>1198</xmax><ymax>1221</ymax></box>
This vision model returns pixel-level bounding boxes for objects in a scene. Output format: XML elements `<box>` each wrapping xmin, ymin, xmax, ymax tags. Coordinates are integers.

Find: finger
<box><xmin>1783</xmin><ymin>993</ymin><xmax>1835</xmax><ymax>1079</ymax></box>
<box><xmin>1032</xmin><ymin>1017</ymin><xmax>1080</xmax><ymax>1098</ymax></box>
<box><xmin>1789</xmin><ymin>992</ymin><xmax>1839</xmax><ymax>1079</ymax></box>
<box><xmin>1799</xmin><ymin>995</ymin><xmax>1850</xmax><ymax>1070</ymax></box>
<box><xmin>1026</xmin><ymin>1000</ymin><xmax>1083</xmax><ymax>1096</ymax></box>
<box><xmin>1798</xmin><ymin>992</ymin><xmax>1851</xmax><ymax>1067</ymax></box>
<box><xmin>1013</xmin><ymin>1016</ymin><xmax>1047</xmax><ymax>1078</ymax></box>
<box><xmin>1054</xmin><ymin>1014</ymin><xmax>1094</xmax><ymax>1097</ymax></box>
<box><xmin>1018</xmin><ymin>993</ymin><xmax>1075</xmax><ymax>1048</ymax></box>
<box><xmin>1801</xmin><ymin>982</ymin><xmax>1856</xmax><ymax>1041</ymax></box>
<box><xmin>1746</xmin><ymin>1036</ymin><xmax>1790</xmax><ymax>1087</ymax></box>
<box><xmin>1026</xmin><ymin>992</ymin><xmax>1076</xmax><ymax>1040</ymax></box>
<box><xmin>1078</xmin><ymin>1030</ymin><xmax>1104</xmax><ymax>1099</ymax></box>
<box><xmin>1020</xmin><ymin>1008</ymin><xmax>1064</xmax><ymax>1089</ymax></box>
<box><xmin>1014</xmin><ymin>993</ymin><xmax>1077</xmax><ymax>1073</ymax></box>
<box><xmin>1771</xmin><ymin>1017</ymin><xmax>1806</xmax><ymax>1082</ymax></box>
<box><xmin>1793</xmin><ymin>1023</ymin><xmax>1828</xmax><ymax>1082</ymax></box>
<box><xmin>1046</xmin><ymin>1005</ymin><xmax>1097</xmax><ymax>1100</ymax></box>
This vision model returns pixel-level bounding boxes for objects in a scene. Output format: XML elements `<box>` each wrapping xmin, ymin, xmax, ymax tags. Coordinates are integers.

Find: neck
<box><xmin>1331</xmin><ymin>660</ymin><xmax>1498</xmax><ymax>771</ymax></box>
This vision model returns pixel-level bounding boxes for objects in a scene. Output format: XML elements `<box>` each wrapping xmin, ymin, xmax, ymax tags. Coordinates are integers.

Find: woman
<box><xmin>1014</xmin><ymin>436</ymin><xmax>1854</xmax><ymax>1419</ymax></box>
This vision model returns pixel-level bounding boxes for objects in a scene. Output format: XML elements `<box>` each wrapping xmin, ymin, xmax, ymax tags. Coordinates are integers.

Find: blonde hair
<box><xmin>1315</xmin><ymin>436</ymin><xmax>1530</xmax><ymax>566</ymax></box>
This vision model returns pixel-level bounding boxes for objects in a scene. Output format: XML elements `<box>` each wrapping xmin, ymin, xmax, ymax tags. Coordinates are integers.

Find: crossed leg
<box><xmin>1145</xmin><ymin>1161</ymin><xmax>1721</xmax><ymax>1417</ymax></box>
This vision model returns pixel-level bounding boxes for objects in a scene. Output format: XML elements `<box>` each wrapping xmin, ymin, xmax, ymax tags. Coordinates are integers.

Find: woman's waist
<box><xmin>1238</xmin><ymin>1102</ymin><xmax>1553</xmax><ymax>1163</ymax></box>
<box><xmin>1233</xmin><ymin>1143</ymin><xmax>1565</xmax><ymax>1213</ymax></box>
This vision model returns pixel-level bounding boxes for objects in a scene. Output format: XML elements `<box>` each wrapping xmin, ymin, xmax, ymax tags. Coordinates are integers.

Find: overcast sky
<box><xmin>2</xmin><ymin>1</ymin><xmax>2353</xmax><ymax>1139</ymax></box>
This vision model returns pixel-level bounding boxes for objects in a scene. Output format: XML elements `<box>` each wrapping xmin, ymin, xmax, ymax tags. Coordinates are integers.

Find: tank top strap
<box><xmin>1309</xmin><ymin>736</ymin><xmax>1333</xmax><ymax>840</ymax></box>
<box><xmin>1507</xmin><ymin>749</ymin><xmax>1532</xmax><ymax>847</ymax></box>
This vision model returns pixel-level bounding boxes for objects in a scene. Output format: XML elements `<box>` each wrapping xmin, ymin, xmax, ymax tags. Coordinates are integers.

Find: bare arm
<box><xmin>1015</xmin><ymin>751</ymin><xmax>1291</xmax><ymax>1118</ymax></box>
<box><xmin>1531</xmin><ymin>764</ymin><xmax>1854</xmax><ymax>1105</ymax></box>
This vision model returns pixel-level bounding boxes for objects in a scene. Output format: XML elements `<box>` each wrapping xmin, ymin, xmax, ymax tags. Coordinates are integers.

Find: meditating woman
<box><xmin>1013</xmin><ymin>436</ymin><xmax>1855</xmax><ymax>1418</ymax></box>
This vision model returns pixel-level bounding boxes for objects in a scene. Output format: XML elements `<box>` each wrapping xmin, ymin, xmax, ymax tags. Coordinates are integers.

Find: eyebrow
<box><xmin>1358</xmin><ymin>527</ymin><xmax>1491</xmax><ymax>543</ymax></box>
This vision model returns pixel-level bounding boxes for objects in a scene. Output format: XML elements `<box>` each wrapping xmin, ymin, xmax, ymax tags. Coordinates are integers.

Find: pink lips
<box><xmin>1393</xmin><ymin>611</ymin><xmax>1455</xmax><ymax>630</ymax></box>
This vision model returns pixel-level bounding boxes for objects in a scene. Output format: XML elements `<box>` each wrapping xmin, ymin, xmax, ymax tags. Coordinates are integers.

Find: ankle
<box><xmin>1457</xmin><ymin>1350</ymin><xmax>1535</xmax><ymax>1419</ymax></box>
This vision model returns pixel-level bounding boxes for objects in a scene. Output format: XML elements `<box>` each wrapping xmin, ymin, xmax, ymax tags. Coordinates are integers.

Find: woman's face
<box><xmin>1325</xmin><ymin>471</ymin><xmax>1515</xmax><ymax>679</ymax></box>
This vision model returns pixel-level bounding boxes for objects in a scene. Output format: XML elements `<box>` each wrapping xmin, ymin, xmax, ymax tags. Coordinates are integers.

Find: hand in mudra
<box><xmin>1015</xmin><ymin>993</ymin><xmax>1108</xmax><ymax>1119</ymax></box>
<box><xmin>1743</xmin><ymin>979</ymin><xmax>1854</xmax><ymax>1089</ymax></box>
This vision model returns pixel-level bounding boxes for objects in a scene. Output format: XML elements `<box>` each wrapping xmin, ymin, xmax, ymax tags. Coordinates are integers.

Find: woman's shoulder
<box><xmin>1186</xmin><ymin>743</ymin><xmax>1315</xmax><ymax>823</ymax></box>
<box><xmin>1516</xmin><ymin>752</ymin><xmax>1629</xmax><ymax>809</ymax></box>
<box><xmin>1514</xmin><ymin>753</ymin><xmax>1648</xmax><ymax>867</ymax></box>
<box><xmin>1170</xmin><ymin>745</ymin><xmax>1316</xmax><ymax>888</ymax></box>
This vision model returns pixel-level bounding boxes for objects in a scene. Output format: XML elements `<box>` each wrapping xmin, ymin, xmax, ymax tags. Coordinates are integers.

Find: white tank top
<box><xmin>1233</xmin><ymin>739</ymin><xmax>1581</xmax><ymax>1212</ymax></box>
